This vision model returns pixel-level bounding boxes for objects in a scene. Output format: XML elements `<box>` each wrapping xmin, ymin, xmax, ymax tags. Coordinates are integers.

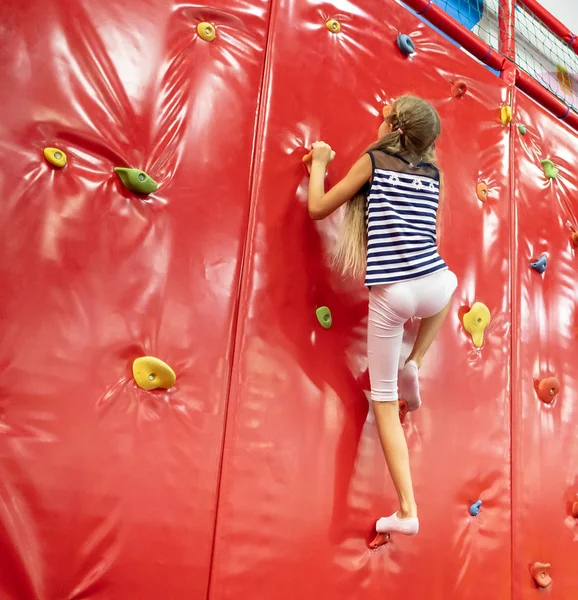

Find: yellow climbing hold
<box><xmin>198</xmin><ymin>22</ymin><xmax>216</xmax><ymax>42</ymax></box>
<box><xmin>43</xmin><ymin>147</ymin><xmax>67</xmax><ymax>168</ymax></box>
<box><xmin>132</xmin><ymin>356</ymin><xmax>176</xmax><ymax>391</ymax></box>
<box><xmin>463</xmin><ymin>302</ymin><xmax>491</xmax><ymax>348</ymax></box>
<box><xmin>500</xmin><ymin>106</ymin><xmax>512</xmax><ymax>126</ymax></box>
<box><xmin>326</xmin><ymin>19</ymin><xmax>341</xmax><ymax>33</ymax></box>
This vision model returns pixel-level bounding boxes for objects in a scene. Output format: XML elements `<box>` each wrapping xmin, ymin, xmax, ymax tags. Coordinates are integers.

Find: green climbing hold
<box><xmin>540</xmin><ymin>159</ymin><xmax>558</xmax><ymax>179</ymax></box>
<box><xmin>114</xmin><ymin>167</ymin><xmax>158</xmax><ymax>194</ymax></box>
<box><xmin>518</xmin><ymin>124</ymin><xmax>527</xmax><ymax>135</ymax></box>
<box><xmin>316</xmin><ymin>306</ymin><xmax>332</xmax><ymax>329</ymax></box>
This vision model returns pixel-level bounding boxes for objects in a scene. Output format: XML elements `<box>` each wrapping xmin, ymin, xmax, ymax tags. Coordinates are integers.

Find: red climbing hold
<box><xmin>451</xmin><ymin>80</ymin><xmax>468</xmax><ymax>98</ymax></box>
<box><xmin>572</xmin><ymin>495</ymin><xmax>578</xmax><ymax>518</ymax></box>
<box><xmin>571</xmin><ymin>231</ymin><xmax>578</xmax><ymax>248</ymax></box>
<box><xmin>534</xmin><ymin>377</ymin><xmax>560</xmax><ymax>404</ymax></box>
<box><xmin>530</xmin><ymin>562</ymin><xmax>552</xmax><ymax>588</ymax></box>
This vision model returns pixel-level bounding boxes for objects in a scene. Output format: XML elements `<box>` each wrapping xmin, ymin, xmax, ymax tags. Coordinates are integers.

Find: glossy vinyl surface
<box><xmin>0</xmin><ymin>0</ymin><xmax>576</xmax><ymax>598</ymax></box>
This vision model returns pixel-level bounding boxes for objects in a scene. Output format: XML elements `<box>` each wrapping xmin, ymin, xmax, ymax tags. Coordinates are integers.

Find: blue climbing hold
<box><xmin>397</xmin><ymin>34</ymin><xmax>415</xmax><ymax>56</ymax></box>
<box><xmin>469</xmin><ymin>500</ymin><xmax>482</xmax><ymax>517</ymax></box>
<box><xmin>530</xmin><ymin>255</ymin><xmax>547</xmax><ymax>274</ymax></box>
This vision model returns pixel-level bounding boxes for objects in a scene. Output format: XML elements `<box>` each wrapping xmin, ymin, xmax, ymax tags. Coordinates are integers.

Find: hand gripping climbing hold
<box><xmin>326</xmin><ymin>19</ymin><xmax>340</xmax><ymax>33</ymax></box>
<box><xmin>397</xmin><ymin>34</ymin><xmax>415</xmax><ymax>56</ymax></box>
<box><xmin>197</xmin><ymin>22</ymin><xmax>216</xmax><ymax>42</ymax></box>
<box><xmin>541</xmin><ymin>159</ymin><xmax>558</xmax><ymax>179</ymax></box>
<box><xmin>316</xmin><ymin>306</ymin><xmax>332</xmax><ymax>329</ymax></box>
<box><xmin>469</xmin><ymin>500</ymin><xmax>482</xmax><ymax>516</ymax></box>
<box><xmin>530</xmin><ymin>563</ymin><xmax>552</xmax><ymax>589</ymax></box>
<box><xmin>451</xmin><ymin>80</ymin><xmax>467</xmax><ymax>98</ymax></box>
<box><xmin>133</xmin><ymin>357</ymin><xmax>176</xmax><ymax>391</ymax></box>
<box><xmin>476</xmin><ymin>182</ymin><xmax>488</xmax><ymax>202</ymax></box>
<box><xmin>43</xmin><ymin>147</ymin><xmax>67</xmax><ymax>168</ymax></box>
<box><xmin>500</xmin><ymin>106</ymin><xmax>512</xmax><ymax>126</ymax></box>
<box><xmin>114</xmin><ymin>167</ymin><xmax>158</xmax><ymax>195</ymax></box>
<box><xmin>462</xmin><ymin>302</ymin><xmax>491</xmax><ymax>348</ymax></box>
<box><xmin>530</xmin><ymin>255</ymin><xmax>547</xmax><ymax>274</ymax></box>
<box><xmin>534</xmin><ymin>376</ymin><xmax>560</xmax><ymax>404</ymax></box>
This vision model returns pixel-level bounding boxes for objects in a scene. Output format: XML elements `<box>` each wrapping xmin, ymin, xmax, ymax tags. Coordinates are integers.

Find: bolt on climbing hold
<box><xmin>530</xmin><ymin>563</ymin><xmax>552</xmax><ymax>589</ymax></box>
<box><xmin>316</xmin><ymin>306</ymin><xmax>332</xmax><ymax>329</ymax></box>
<box><xmin>469</xmin><ymin>500</ymin><xmax>482</xmax><ymax>517</ymax></box>
<box><xmin>541</xmin><ymin>159</ymin><xmax>558</xmax><ymax>179</ymax></box>
<box><xmin>500</xmin><ymin>106</ymin><xmax>512</xmax><ymax>126</ymax></box>
<box><xmin>397</xmin><ymin>34</ymin><xmax>415</xmax><ymax>56</ymax></box>
<box><xmin>114</xmin><ymin>167</ymin><xmax>158</xmax><ymax>195</ymax></box>
<box><xmin>534</xmin><ymin>376</ymin><xmax>559</xmax><ymax>405</ymax></box>
<box><xmin>451</xmin><ymin>80</ymin><xmax>467</xmax><ymax>98</ymax></box>
<box><xmin>518</xmin><ymin>124</ymin><xmax>527</xmax><ymax>135</ymax></box>
<box><xmin>197</xmin><ymin>22</ymin><xmax>216</xmax><ymax>42</ymax></box>
<box><xmin>530</xmin><ymin>254</ymin><xmax>547</xmax><ymax>274</ymax></box>
<box><xmin>133</xmin><ymin>356</ymin><xmax>176</xmax><ymax>391</ymax></box>
<box><xmin>43</xmin><ymin>147</ymin><xmax>67</xmax><ymax>168</ymax></box>
<box><xmin>326</xmin><ymin>19</ymin><xmax>341</xmax><ymax>33</ymax></box>
<box><xmin>462</xmin><ymin>302</ymin><xmax>491</xmax><ymax>348</ymax></box>
<box><xmin>476</xmin><ymin>182</ymin><xmax>488</xmax><ymax>202</ymax></box>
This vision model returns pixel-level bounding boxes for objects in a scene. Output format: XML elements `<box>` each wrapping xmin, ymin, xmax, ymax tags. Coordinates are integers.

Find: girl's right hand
<box><xmin>303</xmin><ymin>141</ymin><xmax>335</xmax><ymax>173</ymax></box>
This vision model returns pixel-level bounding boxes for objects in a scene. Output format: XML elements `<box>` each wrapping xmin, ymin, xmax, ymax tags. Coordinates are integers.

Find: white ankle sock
<box><xmin>375</xmin><ymin>512</ymin><xmax>419</xmax><ymax>536</ymax></box>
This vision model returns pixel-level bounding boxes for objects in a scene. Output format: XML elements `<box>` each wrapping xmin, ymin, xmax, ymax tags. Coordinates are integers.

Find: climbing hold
<box><xmin>114</xmin><ymin>167</ymin><xmax>158</xmax><ymax>195</ymax></box>
<box><xmin>316</xmin><ymin>306</ymin><xmax>332</xmax><ymax>329</ymax></box>
<box><xmin>326</xmin><ymin>19</ymin><xmax>340</xmax><ymax>33</ymax></box>
<box><xmin>397</xmin><ymin>34</ymin><xmax>415</xmax><ymax>56</ymax></box>
<box><xmin>530</xmin><ymin>563</ymin><xmax>552</xmax><ymax>589</ymax></box>
<box><xmin>541</xmin><ymin>159</ymin><xmax>558</xmax><ymax>179</ymax></box>
<box><xmin>43</xmin><ymin>147</ymin><xmax>67</xmax><ymax>168</ymax></box>
<box><xmin>530</xmin><ymin>254</ymin><xmax>547</xmax><ymax>274</ymax></box>
<box><xmin>462</xmin><ymin>302</ymin><xmax>491</xmax><ymax>348</ymax></box>
<box><xmin>534</xmin><ymin>377</ymin><xmax>560</xmax><ymax>404</ymax></box>
<box><xmin>476</xmin><ymin>182</ymin><xmax>488</xmax><ymax>202</ymax></box>
<box><xmin>571</xmin><ymin>496</ymin><xmax>578</xmax><ymax>518</ymax></box>
<box><xmin>132</xmin><ymin>356</ymin><xmax>176</xmax><ymax>391</ymax></box>
<box><xmin>518</xmin><ymin>124</ymin><xmax>527</xmax><ymax>135</ymax></box>
<box><xmin>469</xmin><ymin>500</ymin><xmax>482</xmax><ymax>517</ymax></box>
<box><xmin>571</xmin><ymin>232</ymin><xmax>578</xmax><ymax>247</ymax></box>
<box><xmin>500</xmin><ymin>106</ymin><xmax>512</xmax><ymax>126</ymax></box>
<box><xmin>197</xmin><ymin>22</ymin><xmax>216</xmax><ymax>42</ymax></box>
<box><xmin>451</xmin><ymin>80</ymin><xmax>467</xmax><ymax>98</ymax></box>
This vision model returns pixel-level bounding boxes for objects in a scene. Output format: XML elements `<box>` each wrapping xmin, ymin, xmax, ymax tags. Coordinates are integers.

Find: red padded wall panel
<box><xmin>210</xmin><ymin>1</ymin><xmax>512</xmax><ymax>598</ymax></box>
<box><xmin>511</xmin><ymin>92</ymin><xmax>578</xmax><ymax>599</ymax></box>
<box><xmin>0</xmin><ymin>1</ymin><xmax>268</xmax><ymax>598</ymax></box>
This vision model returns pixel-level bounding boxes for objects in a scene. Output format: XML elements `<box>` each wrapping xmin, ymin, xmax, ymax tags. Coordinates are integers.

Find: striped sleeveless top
<box><xmin>364</xmin><ymin>151</ymin><xmax>448</xmax><ymax>287</ymax></box>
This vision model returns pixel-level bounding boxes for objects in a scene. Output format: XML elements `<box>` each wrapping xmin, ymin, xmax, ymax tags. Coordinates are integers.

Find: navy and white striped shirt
<box><xmin>364</xmin><ymin>151</ymin><xmax>448</xmax><ymax>287</ymax></box>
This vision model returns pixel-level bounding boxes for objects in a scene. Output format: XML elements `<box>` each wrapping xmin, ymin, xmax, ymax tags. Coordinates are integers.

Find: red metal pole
<box><xmin>516</xmin><ymin>69</ymin><xmax>578</xmax><ymax>128</ymax></box>
<box><xmin>517</xmin><ymin>0</ymin><xmax>578</xmax><ymax>55</ymax></box>
<box><xmin>402</xmin><ymin>0</ymin><xmax>505</xmax><ymax>71</ymax></box>
<box><xmin>498</xmin><ymin>0</ymin><xmax>517</xmax><ymax>83</ymax></box>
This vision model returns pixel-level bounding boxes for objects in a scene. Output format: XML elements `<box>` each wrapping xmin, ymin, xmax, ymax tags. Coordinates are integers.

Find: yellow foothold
<box><xmin>500</xmin><ymin>106</ymin><xmax>512</xmax><ymax>126</ymax></box>
<box><xmin>462</xmin><ymin>302</ymin><xmax>491</xmax><ymax>348</ymax></box>
<box><xmin>43</xmin><ymin>147</ymin><xmax>67</xmax><ymax>168</ymax></box>
<box><xmin>198</xmin><ymin>22</ymin><xmax>216</xmax><ymax>42</ymax></box>
<box><xmin>132</xmin><ymin>356</ymin><xmax>176</xmax><ymax>391</ymax></box>
<box><xmin>326</xmin><ymin>19</ymin><xmax>341</xmax><ymax>33</ymax></box>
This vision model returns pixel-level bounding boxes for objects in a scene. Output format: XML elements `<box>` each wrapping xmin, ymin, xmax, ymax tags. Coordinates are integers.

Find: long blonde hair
<box><xmin>332</xmin><ymin>95</ymin><xmax>442</xmax><ymax>279</ymax></box>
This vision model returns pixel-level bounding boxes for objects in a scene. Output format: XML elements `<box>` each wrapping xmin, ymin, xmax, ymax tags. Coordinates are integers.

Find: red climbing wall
<box><xmin>0</xmin><ymin>0</ymin><xmax>576</xmax><ymax>599</ymax></box>
<box><xmin>511</xmin><ymin>93</ymin><xmax>578</xmax><ymax>597</ymax></box>
<box><xmin>0</xmin><ymin>1</ymin><xmax>269</xmax><ymax>598</ymax></box>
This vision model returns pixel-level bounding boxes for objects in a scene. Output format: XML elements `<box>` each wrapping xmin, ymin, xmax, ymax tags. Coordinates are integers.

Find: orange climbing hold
<box><xmin>534</xmin><ymin>376</ymin><xmax>560</xmax><ymax>404</ymax></box>
<box><xmin>571</xmin><ymin>232</ymin><xmax>578</xmax><ymax>247</ymax></box>
<box><xmin>476</xmin><ymin>182</ymin><xmax>488</xmax><ymax>202</ymax></box>
<box><xmin>462</xmin><ymin>302</ymin><xmax>491</xmax><ymax>348</ymax></box>
<box><xmin>571</xmin><ymin>495</ymin><xmax>578</xmax><ymax>518</ymax></box>
<box><xmin>133</xmin><ymin>356</ymin><xmax>176</xmax><ymax>391</ymax></box>
<box><xmin>530</xmin><ymin>563</ymin><xmax>552</xmax><ymax>588</ymax></box>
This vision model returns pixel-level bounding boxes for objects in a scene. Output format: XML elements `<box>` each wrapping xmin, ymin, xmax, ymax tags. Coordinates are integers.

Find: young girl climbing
<box><xmin>304</xmin><ymin>95</ymin><xmax>457</xmax><ymax>548</ymax></box>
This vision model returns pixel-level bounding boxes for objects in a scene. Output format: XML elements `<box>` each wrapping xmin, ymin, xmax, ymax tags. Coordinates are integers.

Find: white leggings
<box><xmin>368</xmin><ymin>269</ymin><xmax>458</xmax><ymax>402</ymax></box>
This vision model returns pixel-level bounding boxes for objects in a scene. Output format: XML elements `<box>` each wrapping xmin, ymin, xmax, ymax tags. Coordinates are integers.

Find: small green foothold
<box><xmin>114</xmin><ymin>167</ymin><xmax>158</xmax><ymax>194</ymax></box>
<box><xmin>316</xmin><ymin>306</ymin><xmax>332</xmax><ymax>329</ymax></box>
<box><xmin>540</xmin><ymin>159</ymin><xmax>558</xmax><ymax>179</ymax></box>
<box><xmin>518</xmin><ymin>124</ymin><xmax>527</xmax><ymax>135</ymax></box>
